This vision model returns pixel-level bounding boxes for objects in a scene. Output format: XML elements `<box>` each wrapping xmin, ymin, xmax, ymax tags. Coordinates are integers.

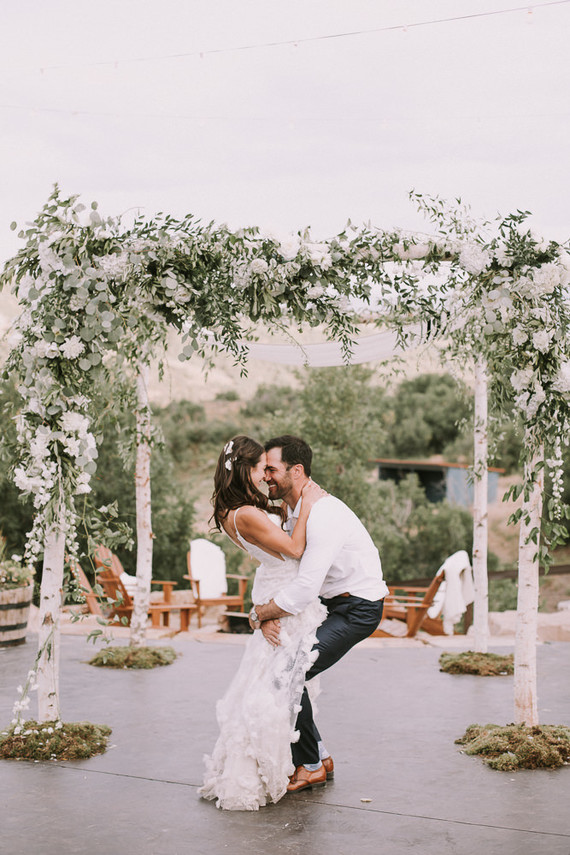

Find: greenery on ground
<box><xmin>456</xmin><ymin>723</ymin><xmax>570</xmax><ymax>770</ymax></box>
<box><xmin>88</xmin><ymin>645</ymin><xmax>177</xmax><ymax>669</ymax></box>
<box><xmin>439</xmin><ymin>651</ymin><xmax>514</xmax><ymax>676</ymax></box>
<box><xmin>0</xmin><ymin>720</ymin><xmax>112</xmax><ymax>761</ymax></box>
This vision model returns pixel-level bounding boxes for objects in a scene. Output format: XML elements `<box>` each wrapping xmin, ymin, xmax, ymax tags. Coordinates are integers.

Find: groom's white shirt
<box><xmin>273</xmin><ymin>494</ymin><xmax>389</xmax><ymax>616</ymax></box>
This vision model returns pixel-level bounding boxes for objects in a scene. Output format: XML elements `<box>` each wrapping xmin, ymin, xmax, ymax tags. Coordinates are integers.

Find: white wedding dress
<box><xmin>199</xmin><ymin>510</ymin><xmax>326</xmax><ymax>811</ymax></box>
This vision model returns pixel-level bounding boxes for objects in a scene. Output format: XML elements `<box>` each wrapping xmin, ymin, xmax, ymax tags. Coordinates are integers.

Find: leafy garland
<box><xmin>3</xmin><ymin>187</ymin><xmax>570</xmax><ymax>572</ymax></box>
<box><xmin>0</xmin><ymin>187</ymin><xmax>407</xmax><ymax>568</ymax></box>
<box><xmin>405</xmin><ymin>194</ymin><xmax>570</xmax><ymax>561</ymax></box>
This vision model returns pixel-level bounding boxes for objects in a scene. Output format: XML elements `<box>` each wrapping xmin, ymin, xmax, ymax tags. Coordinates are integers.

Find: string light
<box><xmin>2</xmin><ymin>0</ymin><xmax>567</xmax><ymax>75</ymax></box>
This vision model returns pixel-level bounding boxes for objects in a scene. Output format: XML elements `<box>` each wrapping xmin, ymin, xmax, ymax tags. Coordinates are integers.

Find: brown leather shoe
<box><xmin>322</xmin><ymin>756</ymin><xmax>334</xmax><ymax>780</ymax></box>
<box><xmin>286</xmin><ymin>764</ymin><xmax>327</xmax><ymax>792</ymax></box>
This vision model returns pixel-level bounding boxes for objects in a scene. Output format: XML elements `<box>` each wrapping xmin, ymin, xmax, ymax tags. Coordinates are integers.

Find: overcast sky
<box><xmin>1</xmin><ymin>0</ymin><xmax>569</xmax><ymax>268</ymax></box>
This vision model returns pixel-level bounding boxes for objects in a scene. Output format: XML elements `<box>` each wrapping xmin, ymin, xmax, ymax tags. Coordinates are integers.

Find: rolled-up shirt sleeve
<box><xmin>274</xmin><ymin>499</ymin><xmax>344</xmax><ymax>615</ymax></box>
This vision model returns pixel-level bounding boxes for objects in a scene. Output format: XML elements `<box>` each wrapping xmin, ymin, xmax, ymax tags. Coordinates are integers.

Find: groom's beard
<box><xmin>266</xmin><ymin>478</ymin><xmax>291</xmax><ymax>502</ymax></box>
<box><xmin>267</xmin><ymin>482</ymin><xmax>285</xmax><ymax>500</ymax></box>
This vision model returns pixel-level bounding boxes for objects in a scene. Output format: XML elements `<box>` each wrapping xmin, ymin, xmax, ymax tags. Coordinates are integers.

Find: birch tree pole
<box><xmin>471</xmin><ymin>357</ymin><xmax>489</xmax><ymax>653</ymax></box>
<box><xmin>514</xmin><ymin>440</ymin><xmax>544</xmax><ymax>725</ymax></box>
<box><xmin>130</xmin><ymin>359</ymin><xmax>154</xmax><ymax>647</ymax></box>
<box><xmin>36</xmin><ymin>510</ymin><xmax>66</xmax><ymax>722</ymax></box>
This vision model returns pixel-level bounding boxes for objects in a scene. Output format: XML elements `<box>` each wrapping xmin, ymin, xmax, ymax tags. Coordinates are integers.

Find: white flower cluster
<box><xmin>458</xmin><ymin>243</ymin><xmax>492</xmax><ymax>276</ymax></box>
<box><xmin>11</xmin><ymin>669</ymin><xmax>39</xmax><ymax>724</ymax></box>
<box><xmin>97</xmin><ymin>252</ymin><xmax>129</xmax><ymax>278</ymax></box>
<box><xmin>553</xmin><ymin>360</ymin><xmax>570</xmax><ymax>394</ymax></box>
<box><xmin>38</xmin><ymin>241</ymin><xmax>67</xmax><ymax>275</ymax></box>
<box><xmin>304</xmin><ymin>242</ymin><xmax>332</xmax><ymax>269</ymax></box>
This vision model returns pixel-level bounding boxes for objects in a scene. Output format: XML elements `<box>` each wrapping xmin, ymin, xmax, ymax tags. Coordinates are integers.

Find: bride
<box><xmin>199</xmin><ymin>435</ymin><xmax>327</xmax><ymax>811</ymax></box>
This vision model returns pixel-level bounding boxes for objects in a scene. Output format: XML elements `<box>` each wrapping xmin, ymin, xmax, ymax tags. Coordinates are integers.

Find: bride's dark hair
<box><xmin>211</xmin><ymin>435</ymin><xmax>283</xmax><ymax>530</ymax></box>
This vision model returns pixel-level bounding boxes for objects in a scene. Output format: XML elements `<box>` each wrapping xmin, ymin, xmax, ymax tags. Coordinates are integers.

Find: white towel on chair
<box><xmin>190</xmin><ymin>539</ymin><xmax>227</xmax><ymax>598</ymax></box>
<box><xmin>438</xmin><ymin>550</ymin><xmax>474</xmax><ymax>635</ymax></box>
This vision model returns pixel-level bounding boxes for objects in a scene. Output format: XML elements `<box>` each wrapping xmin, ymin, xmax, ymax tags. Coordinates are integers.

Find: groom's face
<box><xmin>264</xmin><ymin>447</ymin><xmax>293</xmax><ymax>501</ymax></box>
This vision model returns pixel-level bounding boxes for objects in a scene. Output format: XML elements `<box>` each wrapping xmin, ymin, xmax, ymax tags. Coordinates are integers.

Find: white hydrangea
<box><xmin>493</xmin><ymin>244</ymin><xmax>511</xmax><ymax>267</ymax></box>
<box><xmin>306</xmin><ymin>285</ymin><xmax>326</xmax><ymax>298</ymax></box>
<box><xmin>62</xmin><ymin>436</ymin><xmax>81</xmax><ymax>458</ymax></box>
<box><xmin>458</xmin><ymin>243</ymin><xmax>492</xmax><ymax>276</ymax></box>
<box><xmin>553</xmin><ymin>360</ymin><xmax>570</xmax><ymax>394</ymax></box>
<box><xmin>75</xmin><ymin>471</ymin><xmax>92</xmax><ymax>495</ymax></box>
<box><xmin>38</xmin><ymin>242</ymin><xmax>66</xmax><ymax>275</ymax></box>
<box><xmin>305</xmin><ymin>242</ymin><xmax>333</xmax><ymax>269</ymax></box>
<box><xmin>532</xmin><ymin>329</ymin><xmax>554</xmax><ymax>353</ymax></box>
<box><xmin>532</xmin><ymin>263</ymin><xmax>560</xmax><ymax>295</ymax></box>
<box><xmin>59</xmin><ymin>336</ymin><xmax>85</xmax><ymax>359</ymax></box>
<box><xmin>32</xmin><ymin>340</ymin><xmax>60</xmax><ymax>359</ymax></box>
<box><xmin>13</xmin><ymin>467</ymin><xmax>43</xmax><ymax>494</ymax></box>
<box><xmin>61</xmin><ymin>411</ymin><xmax>90</xmax><ymax>435</ymax></box>
<box><xmin>512</xmin><ymin>326</ymin><xmax>528</xmax><ymax>346</ymax></box>
<box><xmin>250</xmin><ymin>258</ymin><xmax>269</xmax><ymax>275</ymax></box>
<box><xmin>511</xmin><ymin>367</ymin><xmax>534</xmax><ymax>392</ymax></box>
<box><xmin>29</xmin><ymin>426</ymin><xmax>53</xmax><ymax>461</ymax></box>
<box><xmin>98</xmin><ymin>252</ymin><xmax>129</xmax><ymax>277</ymax></box>
<box><xmin>278</xmin><ymin>236</ymin><xmax>301</xmax><ymax>261</ymax></box>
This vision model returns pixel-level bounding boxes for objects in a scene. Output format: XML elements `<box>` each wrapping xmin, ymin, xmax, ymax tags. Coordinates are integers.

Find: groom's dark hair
<box><xmin>264</xmin><ymin>435</ymin><xmax>312</xmax><ymax>477</ymax></box>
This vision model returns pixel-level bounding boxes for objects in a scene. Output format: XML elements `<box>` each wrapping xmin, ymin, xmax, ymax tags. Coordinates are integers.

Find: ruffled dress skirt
<box><xmin>200</xmin><ymin>561</ymin><xmax>326</xmax><ymax>811</ymax></box>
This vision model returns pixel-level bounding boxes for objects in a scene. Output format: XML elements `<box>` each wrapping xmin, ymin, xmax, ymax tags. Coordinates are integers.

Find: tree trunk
<box><xmin>37</xmin><ymin>510</ymin><xmax>66</xmax><ymax>722</ymax></box>
<box><xmin>472</xmin><ymin>358</ymin><xmax>489</xmax><ymax>653</ymax></box>
<box><xmin>514</xmin><ymin>440</ymin><xmax>544</xmax><ymax>726</ymax></box>
<box><xmin>129</xmin><ymin>361</ymin><xmax>154</xmax><ymax>648</ymax></box>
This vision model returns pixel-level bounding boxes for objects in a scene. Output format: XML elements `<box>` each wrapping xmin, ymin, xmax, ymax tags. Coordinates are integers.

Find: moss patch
<box><xmin>439</xmin><ymin>651</ymin><xmax>514</xmax><ymax>676</ymax></box>
<box><xmin>456</xmin><ymin>723</ymin><xmax>570</xmax><ymax>770</ymax></box>
<box><xmin>0</xmin><ymin>720</ymin><xmax>112</xmax><ymax>761</ymax></box>
<box><xmin>88</xmin><ymin>645</ymin><xmax>177</xmax><ymax>669</ymax></box>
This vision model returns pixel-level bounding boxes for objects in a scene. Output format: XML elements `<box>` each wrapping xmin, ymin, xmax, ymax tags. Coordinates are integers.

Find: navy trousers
<box><xmin>291</xmin><ymin>594</ymin><xmax>384</xmax><ymax>767</ymax></box>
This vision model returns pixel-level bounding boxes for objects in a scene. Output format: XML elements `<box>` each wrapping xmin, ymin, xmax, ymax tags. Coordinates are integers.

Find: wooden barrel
<box><xmin>0</xmin><ymin>583</ymin><xmax>34</xmax><ymax>647</ymax></box>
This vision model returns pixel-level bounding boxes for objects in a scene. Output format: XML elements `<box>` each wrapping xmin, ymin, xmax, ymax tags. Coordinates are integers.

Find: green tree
<box><xmin>270</xmin><ymin>366</ymin><xmax>473</xmax><ymax>580</ymax></box>
<box><xmin>0</xmin><ymin>379</ymin><xmax>34</xmax><ymax>555</ymax></box>
<box><xmin>383</xmin><ymin>373</ymin><xmax>472</xmax><ymax>458</ymax></box>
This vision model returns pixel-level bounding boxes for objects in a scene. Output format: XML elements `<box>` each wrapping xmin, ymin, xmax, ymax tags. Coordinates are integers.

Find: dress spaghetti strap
<box><xmin>233</xmin><ymin>506</ymin><xmax>243</xmax><ymax>540</ymax></box>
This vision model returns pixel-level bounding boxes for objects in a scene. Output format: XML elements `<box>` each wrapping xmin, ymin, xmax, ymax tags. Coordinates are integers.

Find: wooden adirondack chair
<box><xmin>184</xmin><ymin>538</ymin><xmax>249</xmax><ymax>628</ymax></box>
<box><xmin>373</xmin><ymin>568</ymin><xmax>446</xmax><ymax>638</ymax></box>
<box><xmin>95</xmin><ymin>568</ymin><xmax>197</xmax><ymax>631</ymax></box>
<box><xmin>66</xmin><ymin>557</ymin><xmax>103</xmax><ymax>616</ymax></box>
<box><xmin>93</xmin><ymin>545</ymin><xmax>197</xmax><ymax>632</ymax></box>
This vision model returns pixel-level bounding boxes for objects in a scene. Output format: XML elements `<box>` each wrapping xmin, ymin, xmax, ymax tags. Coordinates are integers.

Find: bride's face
<box><xmin>250</xmin><ymin>454</ymin><xmax>268</xmax><ymax>491</ymax></box>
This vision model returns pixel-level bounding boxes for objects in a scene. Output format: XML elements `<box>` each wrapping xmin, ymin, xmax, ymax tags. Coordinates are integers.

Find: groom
<box><xmin>249</xmin><ymin>434</ymin><xmax>388</xmax><ymax>792</ymax></box>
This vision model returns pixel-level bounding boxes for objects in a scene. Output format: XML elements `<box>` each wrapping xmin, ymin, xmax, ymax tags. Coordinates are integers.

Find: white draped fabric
<box><xmin>246</xmin><ymin>328</ymin><xmax>420</xmax><ymax>368</ymax></box>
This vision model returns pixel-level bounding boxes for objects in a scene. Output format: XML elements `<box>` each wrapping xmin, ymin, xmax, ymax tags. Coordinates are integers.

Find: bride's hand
<box><xmin>301</xmin><ymin>479</ymin><xmax>327</xmax><ymax>508</ymax></box>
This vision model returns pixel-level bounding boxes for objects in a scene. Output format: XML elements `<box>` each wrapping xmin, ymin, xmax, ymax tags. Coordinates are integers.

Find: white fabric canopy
<box><xmin>247</xmin><ymin>328</ymin><xmax>421</xmax><ymax>368</ymax></box>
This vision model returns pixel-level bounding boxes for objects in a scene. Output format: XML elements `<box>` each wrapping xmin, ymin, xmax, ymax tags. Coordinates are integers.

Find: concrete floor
<box><xmin>1</xmin><ymin>632</ymin><xmax>569</xmax><ymax>855</ymax></box>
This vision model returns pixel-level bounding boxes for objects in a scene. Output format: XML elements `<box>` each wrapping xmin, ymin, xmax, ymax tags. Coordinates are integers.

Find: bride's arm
<box><xmin>236</xmin><ymin>482</ymin><xmax>325</xmax><ymax>559</ymax></box>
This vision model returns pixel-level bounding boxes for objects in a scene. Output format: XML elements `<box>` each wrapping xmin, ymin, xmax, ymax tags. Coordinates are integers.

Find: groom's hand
<box><xmin>261</xmin><ymin>619</ymin><xmax>281</xmax><ymax>648</ymax></box>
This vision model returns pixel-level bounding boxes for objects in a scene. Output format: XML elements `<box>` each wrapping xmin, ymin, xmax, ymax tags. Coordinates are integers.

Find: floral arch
<box><xmin>2</xmin><ymin>187</ymin><xmax>570</xmax><ymax>729</ymax></box>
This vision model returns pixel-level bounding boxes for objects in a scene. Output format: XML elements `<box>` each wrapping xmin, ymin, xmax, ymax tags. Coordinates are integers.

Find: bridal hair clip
<box><xmin>224</xmin><ymin>440</ymin><xmax>234</xmax><ymax>471</ymax></box>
